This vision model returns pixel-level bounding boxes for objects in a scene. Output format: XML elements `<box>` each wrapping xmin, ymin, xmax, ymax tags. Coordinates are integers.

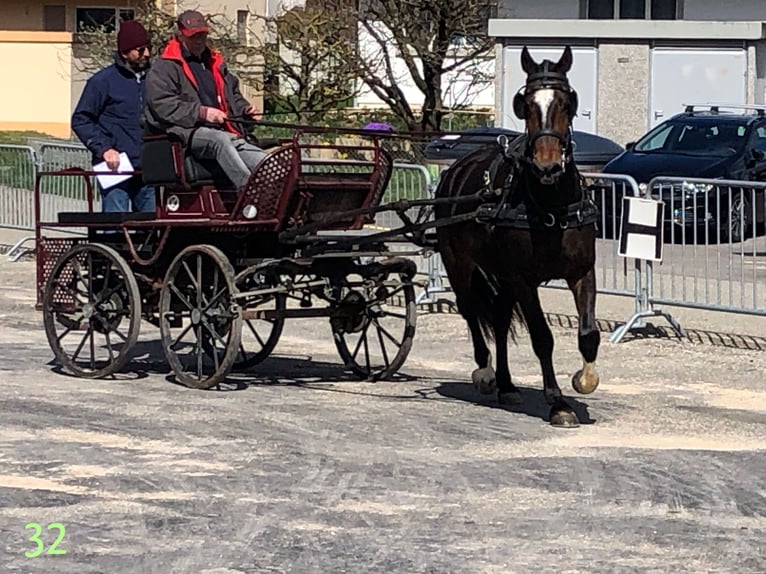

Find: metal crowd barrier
<box><xmin>645</xmin><ymin>176</ymin><xmax>766</xmax><ymax>315</ymax></box>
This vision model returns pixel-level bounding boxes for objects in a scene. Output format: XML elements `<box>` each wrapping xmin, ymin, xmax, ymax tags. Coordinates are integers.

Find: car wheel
<box><xmin>722</xmin><ymin>191</ymin><xmax>752</xmax><ymax>243</ymax></box>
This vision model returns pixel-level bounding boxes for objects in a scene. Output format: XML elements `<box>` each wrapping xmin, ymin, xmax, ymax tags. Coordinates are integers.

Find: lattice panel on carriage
<box><xmin>37</xmin><ymin>237</ymin><xmax>82</xmax><ymax>306</ymax></box>
<box><xmin>234</xmin><ymin>145</ymin><xmax>298</xmax><ymax>226</ymax></box>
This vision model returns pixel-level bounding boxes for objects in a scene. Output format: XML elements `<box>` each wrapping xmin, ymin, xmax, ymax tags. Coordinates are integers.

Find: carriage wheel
<box><xmin>331</xmin><ymin>272</ymin><xmax>416</xmax><ymax>380</ymax></box>
<box><xmin>232</xmin><ymin>263</ymin><xmax>286</xmax><ymax>370</ymax></box>
<box><xmin>159</xmin><ymin>245</ymin><xmax>242</xmax><ymax>389</ymax></box>
<box><xmin>235</xmin><ymin>292</ymin><xmax>285</xmax><ymax>369</ymax></box>
<box><xmin>42</xmin><ymin>243</ymin><xmax>141</xmax><ymax>378</ymax></box>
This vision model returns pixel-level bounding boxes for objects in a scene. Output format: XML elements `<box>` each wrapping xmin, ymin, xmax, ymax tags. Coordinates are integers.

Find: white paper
<box><xmin>93</xmin><ymin>152</ymin><xmax>134</xmax><ymax>189</ymax></box>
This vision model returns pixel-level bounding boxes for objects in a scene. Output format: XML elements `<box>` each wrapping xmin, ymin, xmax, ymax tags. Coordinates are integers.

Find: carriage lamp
<box><xmin>166</xmin><ymin>194</ymin><xmax>180</xmax><ymax>212</ymax></box>
<box><xmin>242</xmin><ymin>204</ymin><xmax>258</xmax><ymax>219</ymax></box>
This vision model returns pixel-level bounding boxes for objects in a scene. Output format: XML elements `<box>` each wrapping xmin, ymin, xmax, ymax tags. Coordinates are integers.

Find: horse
<box><xmin>434</xmin><ymin>46</ymin><xmax>601</xmax><ymax>428</ymax></box>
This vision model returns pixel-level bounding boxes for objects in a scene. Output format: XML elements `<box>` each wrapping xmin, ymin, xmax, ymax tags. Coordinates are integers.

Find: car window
<box><xmin>751</xmin><ymin>126</ymin><xmax>766</xmax><ymax>151</ymax></box>
<box><xmin>633</xmin><ymin>123</ymin><xmax>672</xmax><ymax>152</ymax></box>
<box><xmin>635</xmin><ymin>119</ymin><xmax>745</xmax><ymax>156</ymax></box>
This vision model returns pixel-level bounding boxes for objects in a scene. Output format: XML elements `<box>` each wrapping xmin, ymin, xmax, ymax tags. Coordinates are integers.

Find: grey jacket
<box><xmin>143</xmin><ymin>39</ymin><xmax>250</xmax><ymax>145</ymax></box>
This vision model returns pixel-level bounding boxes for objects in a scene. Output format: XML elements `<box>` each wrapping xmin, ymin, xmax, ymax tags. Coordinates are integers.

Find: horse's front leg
<box><xmin>567</xmin><ymin>268</ymin><xmax>601</xmax><ymax>395</ymax></box>
<box><xmin>517</xmin><ymin>286</ymin><xmax>579</xmax><ymax>427</ymax></box>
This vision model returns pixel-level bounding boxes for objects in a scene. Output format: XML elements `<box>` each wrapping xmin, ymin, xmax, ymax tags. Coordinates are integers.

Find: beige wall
<box><xmin>1</xmin><ymin>1</ymin><xmax>268</xmax><ymax>136</ymax></box>
<box><xmin>597</xmin><ymin>43</ymin><xmax>650</xmax><ymax>146</ymax></box>
<box><xmin>0</xmin><ymin>31</ymin><xmax>73</xmax><ymax>137</ymax></box>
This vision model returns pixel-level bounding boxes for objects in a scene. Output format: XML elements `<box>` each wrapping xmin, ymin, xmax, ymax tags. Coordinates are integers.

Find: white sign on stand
<box><xmin>617</xmin><ymin>196</ymin><xmax>665</xmax><ymax>262</ymax></box>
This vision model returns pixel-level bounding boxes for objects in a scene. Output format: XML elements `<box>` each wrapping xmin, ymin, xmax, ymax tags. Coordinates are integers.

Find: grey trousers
<box><xmin>189</xmin><ymin>127</ymin><xmax>266</xmax><ymax>189</ymax></box>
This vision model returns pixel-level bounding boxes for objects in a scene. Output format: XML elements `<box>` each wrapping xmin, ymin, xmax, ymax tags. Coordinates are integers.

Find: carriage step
<box><xmin>57</xmin><ymin>212</ymin><xmax>157</xmax><ymax>224</ymax></box>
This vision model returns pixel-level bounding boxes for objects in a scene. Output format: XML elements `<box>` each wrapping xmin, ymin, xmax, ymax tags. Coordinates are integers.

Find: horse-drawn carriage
<box><xmin>35</xmin><ymin>46</ymin><xmax>604</xmax><ymax>427</ymax></box>
<box><xmin>35</xmin><ymin>128</ymin><xmax>423</xmax><ymax>389</ymax></box>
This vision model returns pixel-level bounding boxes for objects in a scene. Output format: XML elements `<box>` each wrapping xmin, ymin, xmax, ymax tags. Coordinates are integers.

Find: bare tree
<box><xmin>73</xmin><ymin>0</ymin><xmax>262</xmax><ymax>94</ymax></box>
<box><xmin>354</xmin><ymin>0</ymin><xmax>495</xmax><ymax>132</ymax></box>
<box><xmin>250</xmin><ymin>5</ymin><xmax>363</xmax><ymax>123</ymax></box>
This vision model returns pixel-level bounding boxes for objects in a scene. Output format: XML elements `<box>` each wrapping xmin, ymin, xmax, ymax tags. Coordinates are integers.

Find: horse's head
<box><xmin>513</xmin><ymin>46</ymin><xmax>578</xmax><ymax>185</ymax></box>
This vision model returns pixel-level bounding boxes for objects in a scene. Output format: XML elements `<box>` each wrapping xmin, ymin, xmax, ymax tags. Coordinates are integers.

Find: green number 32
<box><xmin>24</xmin><ymin>523</ymin><xmax>67</xmax><ymax>557</ymax></box>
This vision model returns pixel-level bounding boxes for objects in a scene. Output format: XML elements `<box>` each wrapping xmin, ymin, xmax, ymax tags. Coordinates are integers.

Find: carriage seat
<box><xmin>141</xmin><ymin>135</ymin><xmax>234</xmax><ymax>189</ymax></box>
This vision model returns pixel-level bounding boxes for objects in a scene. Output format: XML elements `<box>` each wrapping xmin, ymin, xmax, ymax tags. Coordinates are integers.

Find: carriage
<box><xmin>35</xmin><ymin>128</ymin><xmax>428</xmax><ymax>389</ymax></box>
<box><xmin>35</xmin><ymin>46</ymin><xmax>603</xmax><ymax>427</ymax></box>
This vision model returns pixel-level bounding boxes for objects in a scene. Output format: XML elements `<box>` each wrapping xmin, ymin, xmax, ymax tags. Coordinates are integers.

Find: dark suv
<box><xmin>598</xmin><ymin>104</ymin><xmax>766</xmax><ymax>242</ymax></box>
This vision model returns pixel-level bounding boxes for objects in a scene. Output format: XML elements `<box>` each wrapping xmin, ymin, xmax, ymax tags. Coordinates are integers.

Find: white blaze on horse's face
<box><xmin>530</xmin><ymin>88</ymin><xmax>567</xmax><ymax>177</ymax></box>
<box><xmin>533</xmin><ymin>88</ymin><xmax>555</xmax><ymax>122</ymax></box>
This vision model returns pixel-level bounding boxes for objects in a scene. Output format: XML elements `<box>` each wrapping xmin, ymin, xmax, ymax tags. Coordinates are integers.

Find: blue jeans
<box><xmin>100</xmin><ymin>175</ymin><xmax>155</xmax><ymax>212</ymax></box>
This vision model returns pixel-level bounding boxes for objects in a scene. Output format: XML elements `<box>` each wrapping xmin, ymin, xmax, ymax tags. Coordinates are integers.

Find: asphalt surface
<box><xmin>1</xmin><ymin>259</ymin><xmax>765</xmax><ymax>573</ymax></box>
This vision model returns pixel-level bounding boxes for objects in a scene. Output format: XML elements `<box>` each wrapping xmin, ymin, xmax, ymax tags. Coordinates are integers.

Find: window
<box><xmin>237</xmin><ymin>10</ymin><xmax>249</xmax><ymax>45</ymax></box>
<box><xmin>75</xmin><ymin>7</ymin><xmax>134</xmax><ymax>34</ymax></box>
<box><xmin>620</xmin><ymin>0</ymin><xmax>645</xmax><ymax>18</ymax></box>
<box><xmin>43</xmin><ymin>5</ymin><xmax>66</xmax><ymax>31</ymax></box>
<box><xmin>584</xmin><ymin>0</ymin><xmax>679</xmax><ymax>19</ymax></box>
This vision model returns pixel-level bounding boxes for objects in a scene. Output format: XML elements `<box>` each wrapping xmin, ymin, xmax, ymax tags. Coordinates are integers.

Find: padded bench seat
<box><xmin>57</xmin><ymin>211</ymin><xmax>157</xmax><ymax>224</ymax></box>
<box><xmin>141</xmin><ymin>136</ymin><xmax>233</xmax><ymax>188</ymax></box>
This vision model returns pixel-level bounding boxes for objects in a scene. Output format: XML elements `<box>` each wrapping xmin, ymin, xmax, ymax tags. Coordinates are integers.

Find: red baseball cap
<box><xmin>177</xmin><ymin>10</ymin><xmax>209</xmax><ymax>36</ymax></box>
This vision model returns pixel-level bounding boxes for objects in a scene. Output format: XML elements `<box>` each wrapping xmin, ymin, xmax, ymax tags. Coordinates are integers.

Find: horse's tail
<box><xmin>470</xmin><ymin>266</ymin><xmax>525</xmax><ymax>344</ymax></box>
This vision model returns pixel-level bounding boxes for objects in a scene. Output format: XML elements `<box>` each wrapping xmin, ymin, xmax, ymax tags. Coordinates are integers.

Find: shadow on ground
<box><xmin>433</xmin><ymin>381</ymin><xmax>596</xmax><ymax>426</ymax></box>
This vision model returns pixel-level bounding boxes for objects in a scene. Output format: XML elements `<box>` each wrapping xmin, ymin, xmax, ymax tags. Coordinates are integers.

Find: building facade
<box><xmin>0</xmin><ymin>0</ymin><xmax>265</xmax><ymax>138</ymax></box>
<box><xmin>491</xmin><ymin>0</ymin><xmax>766</xmax><ymax>145</ymax></box>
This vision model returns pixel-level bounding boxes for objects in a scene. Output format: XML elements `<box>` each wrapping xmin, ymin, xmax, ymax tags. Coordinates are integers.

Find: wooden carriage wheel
<box><xmin>159</xmin><ymin>245</ymin><xmax>242</xmax><ymax>389</ymax></box>
<box><xmin>331</xmin><ymin>271</ymin><xmax>417</xmax><ymax>380</ymax></box>
<box><xmin>233</xmin><ymin>265</ymin><xmax>286</xmax><ymax>370</ymax></box>
<box><xmin>42</xmin><ymin>243</ymin><xmax>141</xmax><ymax>378</ymax></box>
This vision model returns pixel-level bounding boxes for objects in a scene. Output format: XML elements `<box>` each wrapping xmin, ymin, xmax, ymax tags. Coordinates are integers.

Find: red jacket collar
<box><xmin>161</xmin><ymin>38</ymin><xmax>224</xmax><ymax>68</ymax></box>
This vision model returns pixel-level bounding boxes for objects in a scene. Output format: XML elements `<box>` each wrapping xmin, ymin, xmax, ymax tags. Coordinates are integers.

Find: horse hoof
<box><xmin>471</xmin><ymin>367</ymin><xmax>497</xmax><ymax>395</ymax></box>
<box><xmin>498</xmin><ymin>390</ymin><xmax>522</xmax><ymax>406</ymax></box>
<box><xmin>572</xmin><ymin>368</ymin><xmax>599</xmax><ymax>395</ymax></box>
<box><xmin>550</xmin><ymin>406</ymin><xmax>580</xmax><ymax>428</ymax></box>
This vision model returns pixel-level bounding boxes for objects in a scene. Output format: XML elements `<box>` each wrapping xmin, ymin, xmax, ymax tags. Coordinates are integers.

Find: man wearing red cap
<box><xmin>72</xmin><ymin>20</ymin><xmax>155</xmax><ymax>212</ymax></box>
<box><xmin>144</xmin><ymin>10</ymin><xmax>264</xmax><ymax>191</ymax></box>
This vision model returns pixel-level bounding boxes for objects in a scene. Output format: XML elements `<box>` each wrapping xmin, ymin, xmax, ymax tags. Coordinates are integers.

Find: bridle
<box><xmin>512</xmin><ymin>64</ymin><xmax>579</xmax><ymax>161</ymax></box>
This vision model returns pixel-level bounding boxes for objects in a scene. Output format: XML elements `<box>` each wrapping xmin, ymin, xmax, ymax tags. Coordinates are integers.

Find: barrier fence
<box><xmin>611</xmin><ymin>176</ymin><xmax>766</xmax><ymax>342</ymax></box>
<box><xmin>4</xmin><ymin>141</ymin><xmax>766</xmax><ymax>340</ymax></box>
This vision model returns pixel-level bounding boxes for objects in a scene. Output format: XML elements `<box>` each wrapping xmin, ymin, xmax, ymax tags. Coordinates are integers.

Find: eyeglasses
<box><xmin>135</xmin><ymin>46</ymin><xmax>151</xmax><ymax>55</ymax></box>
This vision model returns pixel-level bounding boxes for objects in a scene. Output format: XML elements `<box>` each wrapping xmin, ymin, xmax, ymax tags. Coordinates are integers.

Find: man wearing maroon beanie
<box><xmin>72</xmin><ymin>20</ymin><xmax>155</xmax><ymax>212</ymax></box>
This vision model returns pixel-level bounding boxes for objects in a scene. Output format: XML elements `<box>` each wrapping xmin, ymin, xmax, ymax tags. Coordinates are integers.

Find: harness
<box><xmin>472</xmin><ymin>134</ymin><xmax>599</xmax><ymax>231</ymax></box>
<box><xmin>470</xmin><ymin>63</ymin><xmax>598</xmax><ymax>231</ymax></box>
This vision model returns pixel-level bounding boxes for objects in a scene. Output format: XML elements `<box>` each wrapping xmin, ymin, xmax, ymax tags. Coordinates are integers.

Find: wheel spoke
<box><xmin>200</xmin><ymin>285</ymin><xmax>230</xmax><ymax>314</ymax></box>
<box><xmin>70</xmin><ymin>326</ymin><xmax>92</xmax><ymax>362</ymax></box>
<box><xmin>104</xmin><ymin>331</ymin><xmax>115</xmax><ymax>364</ymax></box>
<box><xmin>201</xmin><ymin>316</ymin><xmax>228</xmax><ymax>349</ymax></box>
<box><xmin>376</xmin><ymin>324</ymin><xmax>391</xmax><ymax>369</ymax></box>
<box><xmin>375</xmin><ymin>319</ymin><xmax>403</xmax><ymax>348</ymax></box>
<box><xmin>245</xmin><ymin>319</ymin><xmax>267</xmax><ymax>347</ymax></box>
<box><xmin>169</xmin><ymin>283</ymin><xmax>195</xmax><ymax>312</ymax></box>
<box><xmin>86</xmin><ymin>253</ymin><xmax>94</xmax><ymax>304</ymax></box>
<box><xmin>196</xmin><ymin>324</ymin><xmax>203</xmax><ymax>379</ymax></box>
<box><xmin>196</xmin><ymin>254</ymin><xmax>203</xmax><ymax>308</ymax></box>
<box><xmin>54</xmin><ymin>280</ymin><xmax>87</xmax><ymax>305</ymax></box>
<box><xmin>181</xmin><ymin>260</ymin><xmax>200</xmax><ymax>292</ymax></box>
<box><xmin>88</xmin><ymin>322</ymin><xmax>96</xmax><ymax>370</ymax></box>
<box><xmin>171</xmin><ymin>320</ymin><xmax>194</xmax><ymax>351</ymax></box>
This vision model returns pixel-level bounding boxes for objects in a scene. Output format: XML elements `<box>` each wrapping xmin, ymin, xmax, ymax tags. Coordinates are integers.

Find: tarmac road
<box><xmin>0</xmin><ymin>259</ymin><xmax>765</xmax><ymax>573</ymax></box>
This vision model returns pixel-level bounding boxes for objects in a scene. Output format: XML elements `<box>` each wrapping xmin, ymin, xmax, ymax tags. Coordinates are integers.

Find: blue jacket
<box><xmin>72</xmin><ymin>55</ymin><xmax>147</xmax><ymax>168</ymax></box>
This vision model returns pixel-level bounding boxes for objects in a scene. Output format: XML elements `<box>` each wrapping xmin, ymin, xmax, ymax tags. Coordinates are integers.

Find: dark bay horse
<box><xmin>434</xmin><ymin>46</ymin><xmax>600</xmax><ymax>427</ymax></box>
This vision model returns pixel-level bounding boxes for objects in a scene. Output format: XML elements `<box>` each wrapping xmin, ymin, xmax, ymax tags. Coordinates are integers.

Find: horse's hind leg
<box><xmin>568</xmin><ymin>268</ymin><xmax>600</xmax><ymax>395</ymax></box>
<box><xmin>461</xmin><ymin>303</ymin><xmax>495</xmax><ymax>395</ymax></box>
<box><xmin>517</xmin><ymin>286</ymin><xmax>579</xmax><ymax>428</ymax></box>
<box><xmin>492</xmin><ymin>301</ymin><xmax>522</xmax><ymax>406</ymax></box>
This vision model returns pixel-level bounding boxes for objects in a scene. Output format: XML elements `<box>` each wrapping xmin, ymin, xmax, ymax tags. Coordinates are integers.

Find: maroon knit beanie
<box><xmin>117</xmin><ymin>21</ymin><xmax>151</xmax><ymax>53</ymax></box>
